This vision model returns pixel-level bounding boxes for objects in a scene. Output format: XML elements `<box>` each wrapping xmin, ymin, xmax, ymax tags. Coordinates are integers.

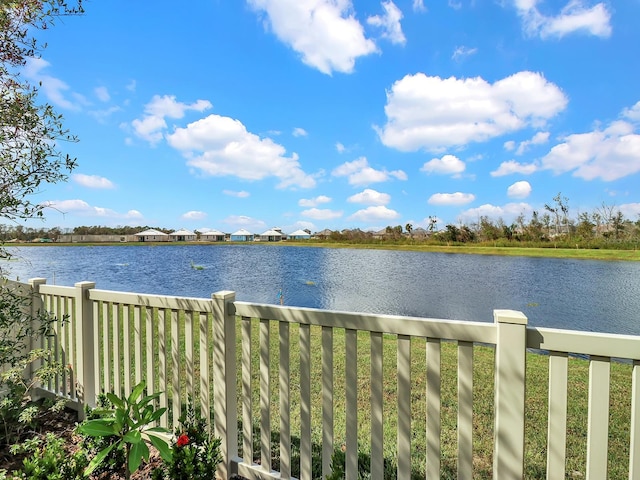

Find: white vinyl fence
<box><xmin>7</xmin><ymin>278</ymin><xmax>640</xmax><ymax>479</ymax></box>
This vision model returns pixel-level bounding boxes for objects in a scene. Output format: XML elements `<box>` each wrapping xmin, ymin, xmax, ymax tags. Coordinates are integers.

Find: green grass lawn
<box><xmin>239</xmin><ymin>323</ymin><xmax>635</xmax><ymax>479</ymax></box>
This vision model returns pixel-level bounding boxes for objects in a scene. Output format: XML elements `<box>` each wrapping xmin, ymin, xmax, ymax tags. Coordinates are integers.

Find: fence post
<box><xmin>493</xmin><ymin>309</ymin><xmax>528</xmax><ymax>480</ymax></box>
<box><xmin>75</xmin><ymin>281</ymin><xmax>96</xmax><ymax>420</ymax></box>
<box><xmin>28</xmin><ymin>278</ymin><xmax>47</xmax><ymax>381</ymax></box>
<box><xmin>213</xmin><ymin>291</ymin><xmax>238</xmax><ymax>478</ymax></box>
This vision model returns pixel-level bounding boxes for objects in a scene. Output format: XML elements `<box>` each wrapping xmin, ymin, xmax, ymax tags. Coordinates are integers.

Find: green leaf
<box><xmin>77</xmin><ymin>419</ymin><xmax>117</xmax><ymax>437</ymax></box>
<box><xmin>128</xmin><ymin>439</ymin><xmax>149</xmax><ymax>473</ymax></box>
<box><xmin>148</xmin><ymin>433</ymin><xmax>172</xmax><ymax>463</ymax></box>
<box><xmin>84</xmin><ymin>443</ymin><xmax>116</xmax><ymax>476</ymax></box>
<box><xmin>128</xmin><ymin>381</ymin><xmax>146</xmax><ymax>404</ymax></box>
<box><xmin>123</xmin><ymin>430</ymin><xmax>142</xmax><ymax>444</ymax></box>
<box><xmin>106</xmin><ymin>392</ymin><xmax>126</xmax><ymax>409</ymax></box>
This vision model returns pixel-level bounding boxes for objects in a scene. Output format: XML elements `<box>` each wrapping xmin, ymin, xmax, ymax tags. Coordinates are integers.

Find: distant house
<box><xmin>230</xmin><ymin>229</ymin><xmax>254</xmax><ymax>242</ymax></box>
<box><xmin>199</xmin><ymin>229</ymin><xmax>226</xmax><ymax>242</ymax></box>
<box><xmin>288</xmin><ymin>229</ymin><xmax>311</xmax><ymax>240</ymax></box>
<box><xmin>169</xmin><ymin>228</ymin><xmax>197</xmax><ymax>242</ymax></box>
<box><xmin>315</xmin><ymin>229</ymin><xmax>334</xmax><ymax>239</ymax></box>
<box><xmin>135</xmin><ymin>229</ymin><xmax>170</xmax><ymax>242</ymax></box>
<box><xmin>259</xmin><ymin>228</ymin><xmax>283</xmax><ymax>242</ymax></box>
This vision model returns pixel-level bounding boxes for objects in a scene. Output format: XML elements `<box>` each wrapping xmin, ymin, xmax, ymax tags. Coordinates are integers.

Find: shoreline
<box><xmin>5</xmin><ymin>241</ymin><xmax>639</xmax><ymax>261</ymax></box>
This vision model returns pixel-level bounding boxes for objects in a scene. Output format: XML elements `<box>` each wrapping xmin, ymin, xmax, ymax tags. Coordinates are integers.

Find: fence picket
<box><xmin>631</xmin><ymin>360</ymin><xmax>640</xmax><ymax>480</ymax></box>
<box><xmin>260</xmin><ymin>318</ymin><xmax>271</xmax><ymax>473</ymax></box>
<box><xmin>547</xmin><ymin>351</ymin><xmax>568</xmax><ymax>480</ymax></box>
<box><xmin>241</xmin><ymin>316</ymin><xmax>252</xmax><ymax>461</ymax></box>
<box><xmin>371</xmin><ymin>331</ymin><xmax>384</xmax><ymax>480</ymax></box>
<box><xmin>279</xmin><ymin>321</ymin><xmax>290</xmax><ymax>479</ymax></box>
<box><xmin>586</xmin><ymin>356</ymin><xmax>610</xmax><ymax>479</ymax></box>
<box><xmin>321</xmin><ymin>326</ymin><xmax>334</xmax><ymax>479</ymax></box>
<box><xmin>457</xmin><ymin>341</ymin><xmax>473</xmax><ymax>479</ymax></box>
<box><xmin>345</xmin><ymin>328</ymin><xmax>358</xmax><ymax>480</ymax></box>
<box><xmin>426</xmin><ymin>337</ymin><xmax>441</xmax><ymax>479</ymax></box>
<box><xmin>171</xmin><ymin>309</ymin><xmax>180</xmax><ymax>430</ymax></box>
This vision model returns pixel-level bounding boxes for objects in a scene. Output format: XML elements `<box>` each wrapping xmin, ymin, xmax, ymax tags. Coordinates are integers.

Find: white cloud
<box><xmin>420</xmin><ymin>154</ymin><xmax>466</xmax><ymax>175</ymax></box>
<box><xmin>336</xmin><ymin>142</ymin><xmax>346</xmax><ymax>153</ymax></box>
<box><xmin>223</xmin><ymin>190</ymin><xmax>251</xmax><ymax>198</ymax></box>
<box><xmin>367</xmin><ymin>1</ymin><xmax>406</xmax><ymax>45</ymax></box>
<box><xmin>448</xmin><ymin>0</ymin><xmax>462</xmax><ymax>9</ymax></box>
<box><xmin>223</xmin><ymin>215</ymin><xmax>267</xmax><ymax>231</ymax></box>
<box><xmin>515</xmin><ymin>0</ymin><xmax>611</xmax><ymax>39</ymax></box>
<box><xmin>376</xmin><ymin>71</ymin><xmax>567</xmax><ymax>152</ymax></box>
<box><xmin>515</xmin><ymin>131</ymin><xmax>550</xmax><ymax>155</ymax></box>
<box><xmin>507</xmin><ymin>180</ymin><xmax>532</xmax><ymax>198</ymax></box>
<box><xmin>619</xmin><ymin>203</ymin><xmax>640</xmax><ymax>219</ymax></box>
<box><xmin>299</xmin><ymin>195</ymin><xmax>332</xmax><ymax>207</ymax></box>
<box><xmin>347</xmin><ymin>189</ymin><xmax>390</xmax><ymax>205</ymax></box>
<box><xmin>623</xmin><ymin>101</ymin><xmax>640</xmax><ymax>122</ymax></box>
<box><xmin>247</xmin><ymin>0</ymin><xmax>378</xmax><ymax>75</ymax></box>
<box><xmin>301</xmin><ymin>208</ymin><xmax>343</xmax><ymax>220</ymax></box>
<box><xmin>348</xmin><ymin>205</ymin><xmax>400</xmax><ymax>222</ymax></box>
<box><xmin>332</xmin><ymin>157</ymin><xmax>407</xmax><ymax>186</ymax></box>
<box><xmin>491</xmin><ymin>160</ymin><xmax>539</xmax><ymax>177</ymax></box>
<box><xmin>131</xmin><ymin>95</ymin><xmax>212</xmax><ymax>144</ymax></box>
<box><xmin>541</xmin><ymin>118</ymin><xmax>640</xmax><ymax>181</ymax></box>
<box><xmin>452</xmin><ymin>46</ymin><xmax>478</xmax><ymax>61</ymax></box>
<box><xmin>293</xmin><ymin>127</ymin><xmax>308</xmax><ymax>137</ymax></box>
<box><xmin>504</xmin><ymin>140</ymin><xmax>516</xmax><ymax>151</ymax></box>
<box><xmin>72</xmin><ymin>174</ymin><xmax>115</xmax><ymax>189</ymax></box>
<box><xmin>167</xmin><ymin>114</ymin><xmax>316</xmax><ymax>189</ymax></box>
<box><xmin>459</xmin><ymin>202</ymin><xmax>533</xmax><ymax>223</ymax></box>
<box><xmin>428</xmin><ymin>192</ymin><xmax>475</xmax><ymax>206</ymax></box>
<box><xmin>95</xmin><ymin>86</ymin><xmax>110</xmax><ymax>102</ymax></box>
<box><xmin>412</xmin><ymin>0</ymin><xmax>426</xmax><ymax>12</ymax></box>
<box><xmin>23</xmin><ymin>58</ymin><xmax>81</xmax><ymax>111</ymax></box>
<box><xmin>126</xmin><ymin>80</ymin><xmax>136</xmax><ymax>92</ymax></box>
<box><xmin>43</xmin><ymin>199</ymin><xmax>140</xmax><ymax>219</ymax></box>
<box><xmin>181</xmin><ymin>211</ymin><xmax>208</xmax><ymax>220</ymax></box>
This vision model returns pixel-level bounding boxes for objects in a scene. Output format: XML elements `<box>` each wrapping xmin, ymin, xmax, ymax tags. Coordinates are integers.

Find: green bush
<box><xmin>8</xmin><ymin>432</ymin><xmax>87</xmax><ymax>479</ymax></box>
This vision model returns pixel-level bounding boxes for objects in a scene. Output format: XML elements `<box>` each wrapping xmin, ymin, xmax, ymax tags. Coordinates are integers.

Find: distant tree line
<box><xmin>1</xmin><ymin>194</ymin><xmax>639</xmax><ymax>249</ymax></box>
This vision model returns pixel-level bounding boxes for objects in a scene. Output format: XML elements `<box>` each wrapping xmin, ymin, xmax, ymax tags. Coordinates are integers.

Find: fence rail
<box><xmin>4</xmin><ymin>278</ymin><xmax>640</xmax><ymax>479</ymax></box>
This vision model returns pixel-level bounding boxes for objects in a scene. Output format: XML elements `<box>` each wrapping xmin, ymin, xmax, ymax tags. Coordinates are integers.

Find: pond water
<box><xmin>3</xmin><ymin>245</ymin><xmax>640</xmax><ymax>335</ymax></box>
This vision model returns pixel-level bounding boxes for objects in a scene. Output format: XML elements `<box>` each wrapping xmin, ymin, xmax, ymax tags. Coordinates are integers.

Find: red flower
<box><xmin>177</xmin><ymin>434</ymin><xmax>189</xmax><ymax>447</ymax></box>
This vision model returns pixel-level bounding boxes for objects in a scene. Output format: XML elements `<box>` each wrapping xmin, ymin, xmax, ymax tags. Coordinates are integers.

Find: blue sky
<box><xmin>20</xmin><ymin>0</ymin><xmax>640</xmax><ymax>234</ymax></box>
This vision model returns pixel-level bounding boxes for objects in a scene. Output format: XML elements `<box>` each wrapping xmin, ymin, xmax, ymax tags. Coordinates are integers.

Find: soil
<box><xmin>0</xmin><ymin>407</ymin><xmax>164</xmax><ymax>479</ymax></box>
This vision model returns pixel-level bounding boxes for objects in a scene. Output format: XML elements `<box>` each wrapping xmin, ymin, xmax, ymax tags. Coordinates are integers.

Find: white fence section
<box><xmin>10</xmin><ymin>278</ymin><xmax>640</xmax><ymax>479</ymax></box>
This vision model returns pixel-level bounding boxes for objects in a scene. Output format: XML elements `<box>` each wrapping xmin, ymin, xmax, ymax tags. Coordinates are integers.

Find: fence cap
<box><xmin>493</xmin><ymin>309</ymin><xmax>528</xmax><ymax>325</ymax></box>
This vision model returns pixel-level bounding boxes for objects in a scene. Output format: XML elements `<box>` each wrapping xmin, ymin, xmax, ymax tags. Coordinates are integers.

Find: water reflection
<box><xmin>3</xmin><ymin>245</ymin><xmax>640</xmax><ymax>335</ymax></box>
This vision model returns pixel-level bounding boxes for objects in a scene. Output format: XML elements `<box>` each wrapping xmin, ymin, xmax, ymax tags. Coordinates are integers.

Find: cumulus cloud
<box><xmin>504</xmin><ymin>140</ymin><xmax>516</xmax><ymax>151</ymax></box>
<box><xmin>223</xmin><ymin>215</ymin><xmax>267</xmax><ymax>231</ymax></box>
<box><xmin>412</xmin><ymin>0</ymin><xmax>426</xmax><ymax>12</ymax></box>
<box><xmin>332</xmin><ymin>157</ymin><xmax>407</xmax><ymax>186</ymax></box>
<box><xmin>514</xmin><ymin>0</ymin><xmax>612</xmax><ymax>39</ymax></box>
<box><xmin>540</xmin><ymin>117</ymin><xmax>640</xmax><ymax>181</ymax></box>
<box><xmin>72</xmin><ymin>174</ymin><xmax>115</xmax><ymax>189</ymax></box>
<box><xmin>347</xmin><ymin>189</ymin><xmax>390</xmax><ymax>205</ymax></box>
<box><xmin>42</xmin><ymin>199</ymin><xmax>141</xmax><ymax>219</ymax></box>
<box><xmin>452</xmin><ymin>46</ymin><xmax>478</xmax><ymax>61</ymax></box>
<box><xmin>95</xmin><ymin>86</ymin><xmax>110</xmax><ymax>102</ymax></box>
<box><xmin>376</xmin><ymin>71</ymin><xmax>567</xmax><ymax>152</ymax></box>
<box><xmin>367</xmin><ymin>1</ymin><xmax>406</xmax><ymax>45</ymax></box>
<box><xmin>619</xmin><ymin>203</ymin><xmax>640</xmax><ymax>219</ymax></box>
<box><xmin>131</xmin><ymin>95</ymin><xmax>212</xmax><ymax>144</ymax></box>
<box><xmin>336</xmin><ymin>142</ymin><xmax>346</xmax><ymax>153</ymax></box>
<box><xmin>459</xmin><ymin>202</ymin><xmax>533</xmax><ymax>223</ymax></box>
<box><xmin>167</xmin><ymin>114</ymin><xmax>316</xmax><ymax>189</ymax></box>
<box><xmin>247</xmin><ymin>0</ymin><xmax>377</xmax><ymax>75</ymax></box>
<box><xmin>515</xmin><ymin>131</ymin><xmax>550</xmax><ymax>155</ymax></box>
<box><xmin>428</xmin><ymin>192</ymin><xmax>475</xmax><ymax>206</ymax></box>
<box><xmin>301</xmin><ymin>208</ymin><xmax>343</xmax><ymax>220</ymax></box>
<box><xmin>293</xmin><ymin>127</ymin><xmax>308</xmax><ymax>137</ymax></box>
<box><xmin>490</xmin><ymin>160</ymin><xmax>539</xmax><ymax>177</ymax></box>
<box><xmin>182</xmin><ymin>211</ymin><xmax>207</xmax><ymax>220</ymax></box>
<box><xmin>420</xmin><ymin>154</ymin><xmax>466</xmax><ymax>176</ymax></box>
<box><xmin>23</xmin><ymin>58</ymin><xmax>82</xmax><ymax>111</ymax></box>
<box><xmin>623</xmin><ymin>101</ymin><xmax>640</xmax><ymax>122</ymax></box>
<box><xmin>299</xmin><ymin>195</ymin><xmax>332</xmax><ymax>207</ymax></box>
<box><xmin>223</xmin><ymin>190</ymin><xmax>250</xmax><ymax>198</ymax></box>
<box><xmin>348</xmin><ymin>205</ymin><xmax>400</xmax><ymax>222</ymax></box>
<box><xmin>507</xmin><ymin>181</ymin><xmax>532</xmax><ymax>198</ymax></box>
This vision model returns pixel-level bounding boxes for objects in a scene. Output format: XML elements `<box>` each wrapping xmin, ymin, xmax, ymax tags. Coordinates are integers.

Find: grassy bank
<box><xmin>7</xmin><ymin>240</ymin><xmax>640</xmax><ymax>261</ymax></box>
